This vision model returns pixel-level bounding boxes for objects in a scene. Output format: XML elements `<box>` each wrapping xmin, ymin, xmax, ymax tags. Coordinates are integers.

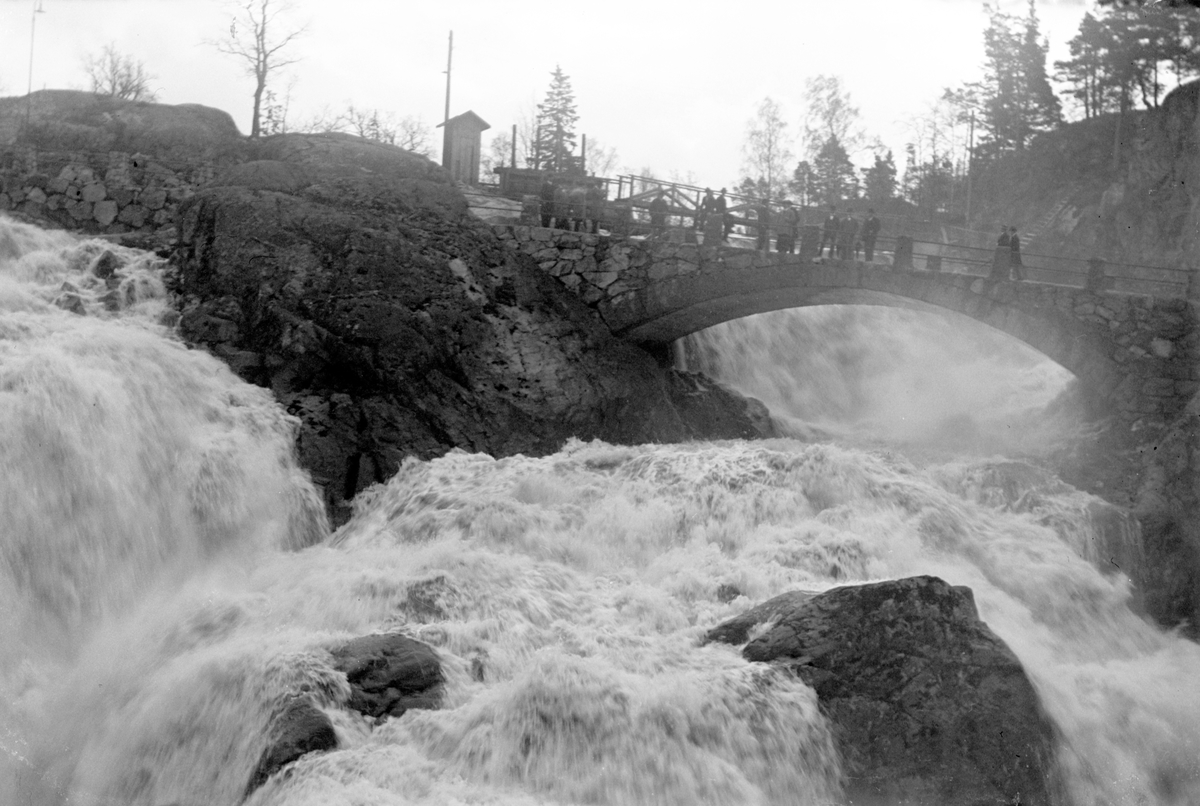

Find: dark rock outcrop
<box><xmin>330</xmin><ymin>633</ymin><xmax>444</xmax><ymax>720</ymax></box>
<box><xmin>171</xmin><ymin>133</ymin><xmax>772</xmax><ymax>521</ymax></box>
<box><xmin>244</xmin><ymin>699</ymin><xmax>337</xmax><ymax>797</ymax></box>
<box><xmin>707</xmin><ymin>576</ymin><xmax>1058</xmax><ymax>806</ymax></box>
<box><xmin>0</xmin><ymin>90</ymin><xmax>245</xmax><ymax>161</ymax></box>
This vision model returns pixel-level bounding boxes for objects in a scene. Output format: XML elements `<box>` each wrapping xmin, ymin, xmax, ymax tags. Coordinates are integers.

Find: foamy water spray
<box><xmin>2</xmin><ymin>215</ymin><xmax>1197</xmax><ymax>806</ymax></box>
<box><xmin>0</xmin><ymin>216</ymin><xmax>327</xmax><ymax>803</ymax></box>
<box><xmin>685</xmin><ymin>306</ymin><xmax>1082</xmax><ymax>455</ymax></box>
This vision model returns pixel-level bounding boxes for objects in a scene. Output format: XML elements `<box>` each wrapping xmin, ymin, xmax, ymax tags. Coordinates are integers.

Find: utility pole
<box><xmin>443</xmin><ymin>30</ymin><xmax>453</xmax><ymax>124</ymax></box>
<box><xmin>965</xmin><ymin>109</ymin><xmax>975</xmax><ymax>228</ymax></box>
<box><xmin>441</xmin><ymin>30</ymin><xmax>452</xmax><ymax>169</ymax></box>
<box><xmin>26</xmin><ymin>0</ymin><xmax>45</xmax><ymax>126</ymax></box>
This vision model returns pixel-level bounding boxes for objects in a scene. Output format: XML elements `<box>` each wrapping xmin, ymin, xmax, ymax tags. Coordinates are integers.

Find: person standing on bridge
<box><xmin>861</xmin><ymin>209</ymin><xmax>881</xmax><ymax>262</ymax></box>
<box><xmin>697</xmin><ymin>188</ymin><xmax>715</xmax><ymax>231</ymax></box>
<box><xmin>716</xmin><ymin>189</ymin><xmax>730</xmax><ymax>241</ymax></box>
<box><xmin>839</xmin><ymin>212</ymin><xmax>859</xmax><ymax>261</ymax></box>
<box><xmin>540</xmin><ymin>177</ymin><xmax>558</xmax><ymax>228</ymax></box>
<box><xmin>991</xmin><ymin>226</ymin><xmax>1011</xmax><ymax>279</ymax></box>
<box><xmin>777</xmin><ymin>202</ymin><xmax>799</xmax><ymax>254</ymax></box>
<box><xmin>821</xmin><ymin>205</ymin><xmax>840</xmax><ymax>258</ymax></box>
<box><xmin>649</xmin><ymin>193</ymin><xmax>668</xmax><ymax>237</ymax></box>
<box><xmin>1009</xmin><ymin>226</ymin><xmax>1025</xmax><ymax>281</ymax></box>
<box><xmin>755</xmin><ymin>201</ymin><xmax>771</xmax><ymax>251</ymax></box>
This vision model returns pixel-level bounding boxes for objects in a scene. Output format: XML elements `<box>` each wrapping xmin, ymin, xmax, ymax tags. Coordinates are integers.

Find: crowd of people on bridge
<box><xmin>819</xmin><ymin>206</ymin><xmax>882</xmax><ymax>261</ymax></box>
<box><xmin>993</xmin><ymin>225</ymin><xmax>1025</xmax><ymax>281</ymax></box>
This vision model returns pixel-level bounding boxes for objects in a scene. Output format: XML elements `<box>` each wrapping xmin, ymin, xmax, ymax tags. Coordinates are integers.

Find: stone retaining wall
<box><xmin>0</xmin><ymin>147</ymin><xmax>219</xmax><ymax>235</ymax></box>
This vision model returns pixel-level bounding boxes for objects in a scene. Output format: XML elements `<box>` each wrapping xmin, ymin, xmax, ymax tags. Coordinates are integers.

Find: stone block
<box><xmin>19</xmin><ymin>200</ymin><xmax>45</xmax><ymax>219</ymax></box>
<box><xmin>81</xmin><ymin>182</ymin><xmax>107</xmax><ymax>203</ymax></box>
<box><xmin>75</xmin><ymin>167</ymin><xmax>96</xmax><ymax>185</ymax></box>
<box><xmin>65</xmin><ymin>184</ymin><xmax>82</xmax><ymax>201</ymax></box>
<box><xmin>584</xmin><ymin>270</ymin><xmax>620</xmax><ymax>289</ymax></box>
<box><xmin>1150</xmin><ymin>337</ymin><xmax>1174</xmax><ymax>358</ymax></box>
<box><xmin>117</xmin><ymin>204</ymin><xmax>148</xmax><ymax>228</ymax></box>
<box><xmin>141</xmin><ymin>188</ymin><xmax>168</xmax><ymax>210</ymax></box>
<box><xmin>559</xmin><ymin>248</ymin><xmax>584</xmax><ymax>261</ymax></box>
<box><xmin>530</xmin><ymin>227</ymin><xmax>553</xmax><ymax>241</ymax></box>
<box><xmin>67</xmin><ymin>200</ymin><xmax>93</xmax><ymax>221</ymax></box>
<box><xmin>152</xmin><ymin>209</ymin><xmax>171</xmax><ymax>225</ymax></box>
<box><xmin>110</xmin><ymin>187</ymin><xmax>135</xmax><ymax>207</ymax></box>
<box><xmin>45</xmin><ymin>194</ymin><xmax>64</xmax><ymax>211</ymax></box>
<box><xmin>26</xmin><ymin>187</ymin><xmax>47</xmax><ymax>205</ymax></box>
<box><xmin>47</xmin><ymin>177</ymin><xmax>69</xmax><ymax>194</ymax></box>
<box><xmin>93</xmin><ymin>200</ymin><xmax>119</xmax><ymax>226</ymax></box>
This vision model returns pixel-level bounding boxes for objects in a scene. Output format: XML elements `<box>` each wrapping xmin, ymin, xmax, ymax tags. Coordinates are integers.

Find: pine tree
<box><xmin>531</xmin><ymin>66</ymin><xmax>580</xmax><ymax>173</ymax></box>
<box><xmin>975</xmin><ymin>1</ymin><xmax>1060</xmax><ymax>155</ymax></box>
<box><xmin>862</xmin><ymin>151</ymin><xmax>897</xmax><ymax>204</ymax></box>
<box><xmin>811</xmin><ymin>136</ymin><xmax>857</xmax><ymax>205</ymax></box>
<box><xmin>790</xmin><ymin>160</ymin><xmax>817</xmax><ymax>206</ymax></box>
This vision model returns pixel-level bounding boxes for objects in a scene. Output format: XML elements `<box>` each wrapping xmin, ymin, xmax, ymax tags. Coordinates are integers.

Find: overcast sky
<box><xmin>0</xmin><ymin>0</ymin><xmax>1094</xmax><ymax>188</ymax></box>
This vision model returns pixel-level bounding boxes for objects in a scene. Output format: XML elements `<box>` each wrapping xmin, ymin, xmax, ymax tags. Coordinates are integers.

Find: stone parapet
<box><xmin>494</xmin><ymin>223</ymin><xmax>1200</xmax><ymax>432</ymax></box>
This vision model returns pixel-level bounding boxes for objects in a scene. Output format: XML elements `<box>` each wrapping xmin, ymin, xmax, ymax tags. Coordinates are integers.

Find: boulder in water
<box><xmin>244</xmin><ymin>698</ymin><xmax>337</xmax><ymax>797</ymax></box>
<box><xmin>706</xmin><ymin>575</ymin><xmax>1058</xmax><ymax>806</ymax></box>
<box><xmin>330</xmin><ymin>633</ymin><xmax>444</xmax><ymax>720</ymax></box>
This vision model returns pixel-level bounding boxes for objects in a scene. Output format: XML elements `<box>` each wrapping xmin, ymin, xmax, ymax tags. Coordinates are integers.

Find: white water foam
<box><xmin>2</xmin><ymin>215</ymin><xmax>1197</xmax><ymax>806</ymax></box>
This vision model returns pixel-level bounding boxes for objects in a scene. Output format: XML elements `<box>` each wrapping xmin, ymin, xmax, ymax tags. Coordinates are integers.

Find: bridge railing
<box><xmin>875</xmin><ymin>236</ymin><xmax>1191</xmax><ymax>298</ymax></box>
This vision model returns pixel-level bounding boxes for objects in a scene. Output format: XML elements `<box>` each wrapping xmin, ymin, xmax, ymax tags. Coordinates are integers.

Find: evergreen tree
<box><xmin>811</xmin><ymin>136</ymin><xmax>857</xmax><ymax>205</ymax></box>
<box><xmin>790</xmin><ymin>160</ymin><xmax>817</xmax><ymax>206</ymax></box>
<box><xmin>862</xmin><ymin>151</ymin><xmax>897</xmax><ymax>204</ymax></box>
<box><xmin>531</xmin><ymin>66</ymin><xmax>580</xmax><ymax>173</ymax></box>
<box><xmin>974</xmin><ymin>1</ymin><xmax>1060</xmax><ymax>155</ymax></box>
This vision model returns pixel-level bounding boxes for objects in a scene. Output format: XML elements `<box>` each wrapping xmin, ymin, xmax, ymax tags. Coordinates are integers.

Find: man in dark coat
<box><xmin>777</xmin><ymin>202</ymin><xmax>799</xmax><ymax>254</ymax></box>
<box><xmin>715</xmin><ymin>189</ymin><xmax>730</xmax><ymax>241</ymax></box>
<box><xmin>861</xmin><ymin>209</ymin><xmax>881</xmax><ymax>262</ymax></box>
<box><xmin>1009</xmin><ymin>226</ymin><xmax>1024</xmax><ymax>281</ymax></box>
<box><xmin>991</xmin><ymin>226</ymin><xmax>1011</xmax><ymax>279</ymax></box>
<box><xmin>649</xmin><ymin>193</ymin><xmax>668</xmax><ymax>237</ymax></box>
<box><xmin>820</xmin><ymin>205</ymin><xmax>840</xmax><ymax>258</ymax></box>
<box><xmin>539</xmin><ymin>178</ymin><xmax>557</xmax><ymax>228</ymax></box>
<box><xmin>697</xmin><ymin>188</ymin><xmax>715</xmax><ymax>230</ymax></box>
<box><xmin>755</xmin><ymin>202</ymin><xmax>771</xmax><ymax>251</ymax></box>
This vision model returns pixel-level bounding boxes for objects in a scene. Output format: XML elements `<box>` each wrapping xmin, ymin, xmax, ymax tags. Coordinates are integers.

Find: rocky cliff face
<box><xmin>171</xmin><ymin>133</ymin><xmax>771</xmax><ymax>521</ymax></box>
<box><xmin>970</xmin><ymin>80</ymin><xmax>1200</xmax><ymax>271</ymax></box>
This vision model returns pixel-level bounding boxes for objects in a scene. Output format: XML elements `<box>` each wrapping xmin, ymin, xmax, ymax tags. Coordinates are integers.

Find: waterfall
<box><xmin>2</xmin><ymin>214</ymin><xmax>1197</xmax><ymax>806</ymax></box>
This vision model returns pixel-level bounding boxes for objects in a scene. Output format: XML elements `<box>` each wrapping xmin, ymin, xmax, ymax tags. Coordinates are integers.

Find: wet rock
<box><xmin>91</xmin><ymin>249</ymin><xmax>123</xmax><ymax>279</ymax></box>
<box><xmin>330</xmin><ymin>633</ymin><xmax>444</xmax><ymax>720</ymax></box>
<box><xmin>244</xmin><ymin>698</ymin><xmax>337</xmax><ymax>797</ymax></box>
<box><xmin>707</xmin><ymin>575</ymin><xmax>1057</xmax><ymax>806</ymax></box>
<box><xmin>172</xmin><ymin>132</ymin><xmax>773</xmax><ymax>523</ymax></box>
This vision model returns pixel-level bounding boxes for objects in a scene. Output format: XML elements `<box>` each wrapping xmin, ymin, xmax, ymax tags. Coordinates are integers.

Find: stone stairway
<box><xmin>1022</xmin><ymin>196</ymin><xmax>1071</xmax><ymax>249</ymax></box>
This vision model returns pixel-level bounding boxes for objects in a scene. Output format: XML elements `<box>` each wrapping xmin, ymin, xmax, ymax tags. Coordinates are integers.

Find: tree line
<box><xmin>734</xmin><ymin>0</ymin><xmax>1200</xmax><ymax>219</ymax></box>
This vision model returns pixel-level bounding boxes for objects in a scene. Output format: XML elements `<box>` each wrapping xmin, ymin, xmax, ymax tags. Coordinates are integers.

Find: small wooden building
<box><xmin>438</xmin><ymin>110</ymin><xmax>490</xmax><ymax>185</ymax></box>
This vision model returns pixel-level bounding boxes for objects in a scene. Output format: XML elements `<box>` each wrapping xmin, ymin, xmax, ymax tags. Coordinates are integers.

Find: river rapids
<box><xmin>1</xmin><ymin>214</ymin><xmax>1198</xmax><ymax>805</ymax></box>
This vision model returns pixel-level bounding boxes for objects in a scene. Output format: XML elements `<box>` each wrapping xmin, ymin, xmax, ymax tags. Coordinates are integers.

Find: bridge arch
<box><xmin>493</xmin><ymin>226</ymin><xmax>1196</xmax><ymax>424</ymax></box>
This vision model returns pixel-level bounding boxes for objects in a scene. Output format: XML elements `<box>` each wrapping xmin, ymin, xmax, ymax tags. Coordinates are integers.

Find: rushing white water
<box><xmin>684</xmin><ymin>307</ymin><xmax>1084</xmax><ymax>456</ymax></box>
<box><xmin>3</xmin><ymin>213</ymin><xmax>1199</xmax><ymax>806</ymax></box>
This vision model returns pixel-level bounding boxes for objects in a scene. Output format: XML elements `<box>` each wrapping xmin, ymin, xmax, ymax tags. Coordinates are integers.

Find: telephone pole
<box><xmin>443</xmin><ymin>30</ymin><xmax>453</xmax><ymax>124</ymax></box>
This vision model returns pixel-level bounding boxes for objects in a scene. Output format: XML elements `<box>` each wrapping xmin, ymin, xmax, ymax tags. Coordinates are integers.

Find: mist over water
<box><xmin>685</xmin><ymin>307</ymin><xmax>1083</xmax><ymax>457</ymax></box>
<box><xmin>2</xmin><ymin>213</ymin><xmax>1199</xmax><ymax>806</ymax></box>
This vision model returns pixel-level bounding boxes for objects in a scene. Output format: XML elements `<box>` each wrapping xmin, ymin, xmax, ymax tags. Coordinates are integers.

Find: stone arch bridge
<box><xmin>494</xmin><ymin>225</ymin><xmax>1200</xmax><ymax>426</ymax></box>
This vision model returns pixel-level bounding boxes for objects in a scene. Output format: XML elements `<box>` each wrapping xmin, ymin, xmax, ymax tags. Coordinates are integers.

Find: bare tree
<box><xmin>801</xmin><ymin>75</ymin><xmax>870</xmax><ymax>159</ymax></box>
<box><xmin>83</xmin><ymin>44</ymin><xmax>157</xmax><ymax>101</ymax></box>
<box><xmin>740</xmin><ymin>97</ymin><xmax>794</xmax><ymax>201</ymax></box>
<box><xmin>214</xmin><ymin>0</ymin><xmax>306</xmax><ymax>138</ymax></box>
<box><xmin>584</xmin><ymin>136</ymin><xmax>620</xmax><ymax>177</ymax></box>
<box><xmin>396</xmin><ymin>116</ymin><xmax>433</xmax><ymax>156</ymax></box>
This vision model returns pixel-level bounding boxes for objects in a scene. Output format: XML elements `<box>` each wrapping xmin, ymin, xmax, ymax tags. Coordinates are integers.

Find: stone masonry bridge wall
<box><xmin>494</xmin><ymin>224</ymin><xmax>1200</xmax><ymax>428</ymax></box>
